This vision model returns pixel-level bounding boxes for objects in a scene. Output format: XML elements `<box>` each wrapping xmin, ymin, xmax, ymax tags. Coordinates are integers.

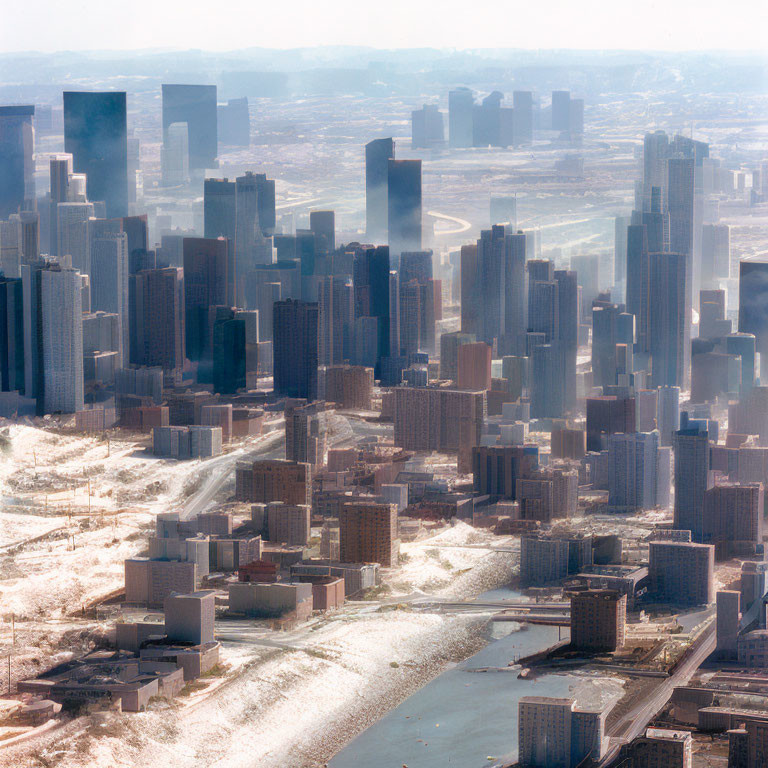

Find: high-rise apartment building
<box><xmin>649</xmin><ymin>540</ymin><xmax>714</xmax><ymax>606</ymax></box>
<box><xmin>570</xmin><ymin>589</ymin><xmax>626</xmax><ymax>652</ymax></box>
<box><xmin>673</xmin><ymin>413</ymin><xmax>711</xmax><ymax>541</ymax></box>
<box><xmin>235</xmin><ymin>459</ymin><xmax>312</xmax><ymax>507</ymax></box>
<box><xmin>339</xmin><ymin>501</ymin><xmax>399</xmax><ymax>567</ymax></box>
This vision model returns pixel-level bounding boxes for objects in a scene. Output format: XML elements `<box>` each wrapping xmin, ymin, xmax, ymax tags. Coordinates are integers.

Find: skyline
<box><xmin>2</xmin><ymin>0</ymin><xmax>768</xmax><ymax>54</ymax></box>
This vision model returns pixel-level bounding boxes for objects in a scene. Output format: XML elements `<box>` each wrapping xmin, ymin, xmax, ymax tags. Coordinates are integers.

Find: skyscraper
<box><xmin>673</xmin><ymin>413</ymin><xmax>711</xmax><ymax>541</ymax></box>
<box><xmin>63</xmin><ymin>91</ymin><xmax>128</xmax><ymax>218</ymax></box>
<box><xmin>353</xmin><ymin>245</ymin><xmax>390</xmax><ymax>375</ymax></box>
<box><xmin>365</xmin><ymin>138</ymin><xmax>394</xmax><ymax>243</ymax></box>
<box><xmin>512</xmin><ymin>91</ymin><xmax>533</xmax><ymax>145</ymax></box>
<box><xmin>648</xmin><ymin>252</ymin><xmax>688</xmax><ymax>389</ymax></box>
<box><xmin>90</xmin><ymin>231</ymin><xmax>129</xmax><ymax>364</ymax></box>
<box><xmin>40</xmin><ymin>266</ymin><xmax>84</xmax><ymax>414</ymax></box>
<box><xmin>738</xmin><ymin>260</ymin><xmax>768</xmax><ymax>379</ymax></box>
<box><xmin>161</xmin><ymin>122</ymin><xmax>189</xmax><ymax>187</ymax></box>
<box><xmin>129</xmin><ymin>267</ymin><xmax>185</xmax><ymax>380</ymax></box>
<box><xmin>162</xmin><ymin>84</ymin><xmax>217</xmax><ymax>171</ymax></box>
<box><xmin>183</xmin><ymin>237</ymin><xmax>228</xmax><ymax>363</ymax></box>
<box><xmin>273</xmin><ymin>299</ymin><xmax>319</xmax><ymax>401</ymax></box>
<box><xmin>0</xmin><ymin>276</ymin><xmax>24</xmax><ymax>393</ymax></box>
<box><xmin>448</xmin><ymin>88</ymin><xmax>474</xmax><ymax>148</ymax></box>
<box><xmin>387</xmin><ymin>159</ymin><xmax>422</xmax><ymax>260</ymax></box>
<box><xmin>0</xmin><ymin>105</ymin><xmax>35</xmax><ymax>218</ymax></box>
<box><xmin>551</xmin><ymin>90</ymin><xmax>571</xmax><ymax>132</ymax></box>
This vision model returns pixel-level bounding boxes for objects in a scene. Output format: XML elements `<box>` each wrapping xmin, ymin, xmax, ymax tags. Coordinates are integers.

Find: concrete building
<box><xmin>164</xmin><ymin>591</ymin><xmax>215</xmax><ymax>645</ymax></box>
<box><xmin>472</xmin><ymin>444</ymin><xmax>539</xmax><ymax>498</ymax></box>
<box><xmin>518</xmin><ymin>696</ymin><xmax>606</xmax><ymax>767</ymax></box>
<box><xmin>285</xmin><ymin>399</ymin><xmax>328</xmax><ymax>468</ymax></box>
<box><xmin>393</xmin><ymin>386</ymin><xmax>485</xmax><ymax>472</ymax></box>
<box><xmin>607</xmin><ymin>431</ymin><xmax>667</xmax><ymax>513</ymax></box>
<box><xmin>673</xmin><ymin>413</ymin><xmax>711</xmax><ymax>542</ymax></box>
<box><xmin>323</xmin><ymin>365</ymin><xmax>373</xmax><ymax>410</ymax></box>
<box><xmin>266</xmin><ymin>502</ymin><xmax>311</xmax><ymax>546</ymax></box>
<box><xmin>235</xmin><ymin>459</ymin><xmax>312</xmax><ymax>507</ymax></box>
<box><xmin>716</xmin><ymin>590</ymin><xmax>740</xmax><ymax>660</ymax></box>
<box><xmin>41</xmin><ymin>266</ymin><xmax>84</xmax><ymax>414</ymax></box>
<box><xmin>648</xmin><ymin>541</ymin><xmax>714</xmax><ymax>606</ymax></box>
<box><xmin>626</xmin><ymin>728</ymin><xmax>692</xmax><ymax>768</ymax></box>
<box><xmin>702</xmin><ymin>483</ymin><xmax>763</xmax><ymax>558</ymax></box>
<box><xmin>457</xmin><ymin>342</ymin><xmax>492</xmax><ymax>391</ymax></box>
<box><xmin>125</xmin><ymin>559</ymin><xmax>197</xmax><ymax>608</ymax></box>
<box><xmin>586</xmin><ymin>395</ymin><xmax>636</xmax><ymax>452</ymax></box>
<box><xmin>570</xmin><ymin>589</ymin><xmax>626</xmax><ymax>652</ymax></box>
<box><xmin>738</xmin><ymin>630</ymin><xmax>768</xmax><ymax>668</ymax></box>
<box><xmin>152</xmin><ymin>426</ymin><xmax>222</xmax><ymax>459</ymax></box>
<box><xmin>339</xmin><ymin>501</ymin><xmax>399</xmax><ymax>567</ymax></box>
<box><xmin>290</xmin><ymin>561</ymin><xmax>378</xmax><ymax>597</ymax></box>
<box><xmin>228</xmin><ymin>581</ymin><xmax>313</xmax><ymax>622</ymax></box>
<box><xmin>520</xmin><ymin>535</ymin><xmax>593</xmax><ymax>587</ymax></box>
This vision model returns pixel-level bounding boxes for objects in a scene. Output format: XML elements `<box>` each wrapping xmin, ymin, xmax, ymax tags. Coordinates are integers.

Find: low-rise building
<box><xmin>228</xmin><ymin>581</ymin><xmax>313</xmax><ymax>622</ymax></box>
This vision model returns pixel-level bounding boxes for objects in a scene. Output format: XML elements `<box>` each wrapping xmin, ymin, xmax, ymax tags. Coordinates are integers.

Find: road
<box><xmin>597</xmin><ymin>621</ymin><xmax>716</xmax><ymax>766</ymax></box>
<box><xmin>427</xmin><ymin>210</ymin><xmax>472</xmax><ymax>235</ymax></box>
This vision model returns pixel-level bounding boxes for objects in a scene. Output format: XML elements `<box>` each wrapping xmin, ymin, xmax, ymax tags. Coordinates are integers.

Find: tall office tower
<box><xmin>398</xmin><ymin>279</ymin><xmax>420</xmax><ymax>356</ymax></box>
<box><xmin>217</xmin><ymin>97</ymin><xmax>250</xmax><ymax>146</ymax></box>
<box><xmin>490</xmin><ymin>196</ymin><xmax>517</xmax><ymax>228</ymax></box>
<box><xmin>586</xmin><ymin>395</ymin><xmax>636</xmax><ymax>452</ymax></box>
<box><xmin>129</xmin><ymin>267</ymin><xmax>185</xmax><ymax>380</ymax></box>
<box><xmin>0</xmin><ymin>218</ymin><xmax>22</xmax><ymax>278</ymax></box>
<box><xmin>233</xmin><ymin>172</ymin><xmax>261</xmax><ymax>287</ymax></box>
<box><xmin>667</xmin><ymin>158</ymin><xmax>696</xmax><ymax>300</ymax></box>
<box><xmin>528</xmin><ymin>280</ymin><xmax>558</xmax><ymax>341</ymax></box>
<box><xmin>448</xmin><ymin>88</ymin><xmax>474</xmax><ymax>148</ymax></box>
<box><xmin>703</xmin><ymin>483</ymin><xmax>763</xmax><ymax>557</ymax></box>
<box><xmin>162</xmin><ymin>84</ymin><xmax>217</xmax><ymax>172</ymax></box>
<box><xmin>614</xmin><ymin>216</ymin><xmax>629</xmax><ymax>289</ymax></box>
<box><xmin>309</xmin><ymin>210</ymin><xmax>335</xmax><ymax>255</ymax></box>
<box><xmin>183</xmin><ymin>237</ymin><xmax>228</xmax><ymax>364</ymax></box>
<box><xmin>419</xmin><ymin>279</ymin><xmax>439</xmax><ymax>354</ymax></box>
<box><xmin>48</xmin><ymin>155</ymin><xmax>72</xmax><ymax>257</ymax></box>
<box><xmin>0</xmin><ymin>276</ymin><xmax>24</xmax><ymax>393</ymax></box>
<box><xmin>518</xmin><ymin>696</ymin><xmax>606</xmax><ymax>768</ymax></box>
<box><xmin>642</xmin><ymin>131</ymin><xmax>670</xmax><ymax>209</ymax></box>
<box><xmin>212</xmin><ymin>309</ymin><xmax>246</xmax><ymax>394</ymax></box>
<box><xmin>439</xmin><ymin>331</ymin><xmax>476</xmax><ymax>381</ymax></box>
<box><xmin>608</xmin><ymin>431</ymin><xmax>663</xmax><ymax>512</ymax></box>
<box><xmin>512</xmin><ymin>91</ymin><xmax>533</xmax><ymax>145</ymax></box>
<box><xmin>339</xmin><ymin>501</ymin><xmax>399</xmax><ymax>567</ymax></box>
<box><xmin>698</xmin><ymin>288</ymin><xmax>727</xmax><ymax>339</ymax></box>
<box><xmin>161</xmin><ymin>122</ymin><xmax>189</xmax><ymax>187</ymax></box>
<box><xmin>399</xmin><ymin>250</ymin><xmax>433</xmax><ymax>285</ymax></box>
<box><xmin>625</xmin><ymin>223</ymin><xmax>649</xmax><ymax>352</ymax></box>
<box><xmin>203</xmin><ymin>178</ymin><xmax>236</xmax><ymax>303</ymax></box>
<box><xmin>251</xmin><ymin>173</ymin><xmax>276</xmax><ymax>237</ymax></box>
<box><xmin>273</xmin><ymin>299</ymin><xmax>318</xmax><ymax>401</ymax></box>
<box><xmin>526</xmin><ymin>258</ymin><xmax>555</xmax><ymax>326</ymax></box>
<box><xmin>387</xmin><ymin>159</ymin><xmax>422</xmax><ymax>260</ymax></box>
<box><xmin>551</xmin><ymin>90</ymin><xmax>571</xmax><ymax>132</ymax></box>
<box><xmin>649</xmin><ymin>252</ymin><xmax>688</xmax><ymax>389</ymax></box>
<box><xmin>726</xmin><ymin>332</ymin><xmax>756</xmax><ymax>394</ymax></box>
<box><xmin>0</xmin><ymin>106</ymin><xmax>35</xmax><ymax>218</ymax></box>
<box><xmin>57</xmin><ymin>202</ymin><xmax>93</xmax><ymax>273</ymax></box>
<box><xmin>571</xmin><ymin>253</ymin><xmax>599</xmax><ymax>319</ymax></box>
<box><xmin>673</xmin><ymin>412</ymin><xmax>711</xmax><ymax>541</ymax></box>
<box><xmin>90</xmin><ymin>232</ymin><xmax>129</xmax><ymax>364</ymax></box>
<box><xmin>503</xmin><ymin>231</ymin><xmax>527</xmax><ymax>352</ymax></box>
<box><xmin>460</xmin><ymin>243</ymin><xmax>480</xmax><ymax>338</ymax></box>
<box><xmin>387</xmin><ymin>271</ymin><xmax>400</xmax><ymax>360</ymax></box>
<box><xmin>63</xmin><ymin>91</ymin><xmax>128</xmax><ymax>218</ymax></box>
<box><xmin>555</xmin><ymin>269</ymin><xmax>578</xmax><ymax>408</ymax></box>
<box><xmin>476</xmin><ymin>226</ymin><xmax>505</xmax><ymax>347</ymax></box>
<box><xmin>530</xmin><ymin>343</ymin><xmax>565</xmax><ymax>418</ymax></box>
<box><xmin>411</xmin><ymin>104</ymin><xmax>444</xmax><ymax>149</ymax></box>
<box><xmin>643</xmin><ymin>204</ymin><xmax>669</xmax><ymax>255</ymax></box>
<box><xmin>472</xmin><ymin>91</ymin><xmax>502</xmax><ymax>147</ymax></box>
<box><xmin>352</xmin><ymin>245</ymin><xmax>390</xmax><ymax>375</ymax></box>
<box><xmin>738</xmin><ymin>260</ymin><xmax>768</xmax><ymax>378</ymax></box>
<box><xmin>318</xmin><ymin>275</ymin><xmax>352</xmax><ymax>367</ymax></box>
<box><xmin>457</xmin><ymin>342</ymin><xmax>492</xmax><ymax>390</ymax></box>
<box><xmin>40</xmin><ymin>266</ymin><xmax>83</xmax><ymax>414</ymax></box>
<box><xmin>656</xmin><ymin>385</ymin><xmax>680</xmax><ymax>447</ymax></box>
<box><xmin>701</xmin><ymin>224</ymin><xmax>730</xmax><ymax>286</ymax></box>
<box><xmin>569</xmin><ymin>98</ymin><xmax>584</xmax><ymax>138</ymax></box>
<box><xmin>365</xmin><ymin>138</ymin><xmax>394</xmax><ymax>243</ymax></box>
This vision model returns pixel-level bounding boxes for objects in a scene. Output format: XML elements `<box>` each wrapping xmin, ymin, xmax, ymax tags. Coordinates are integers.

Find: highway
<box><xmin>427</xmin><ymin>210</ymin><xmax>472</xmax><ymax>236</ymax></box>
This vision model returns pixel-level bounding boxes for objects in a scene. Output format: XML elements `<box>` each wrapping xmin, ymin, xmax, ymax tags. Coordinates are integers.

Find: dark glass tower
<box><xmin>0</xmin><ymin>106</ymin><xmax>35</xmax><ymax>218</ymax></box>
<box><xmin>365</xmin><ymin>138</ymin><xmax>394</xmax><ymax>243</ymax></box>
<box><xmin>387</xmin><ymin>159</ymin><xmax>422</xmax><ymax>260</ymax></box>
<box><xmin>273</xmin><ymin>299</ymin><xmax>319</xmax><ymax>401</ymax></box>
<box><xmin>63</xmin><ymin>92</ymin><xmax>128</xmax><ymax>218</ymax></box>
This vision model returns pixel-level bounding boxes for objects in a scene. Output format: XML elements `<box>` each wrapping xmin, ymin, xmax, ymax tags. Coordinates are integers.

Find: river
<box><xmin>329</xmin><ymin>588</ymin><xmax>585</xmax><ymax>768</ymax></box>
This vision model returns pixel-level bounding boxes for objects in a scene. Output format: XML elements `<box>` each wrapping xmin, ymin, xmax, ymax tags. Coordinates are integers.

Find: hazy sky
<box><xmin>2</xmin><ymin>0</ymin><xmax>767</xmax><ymax>53</ymax></box>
